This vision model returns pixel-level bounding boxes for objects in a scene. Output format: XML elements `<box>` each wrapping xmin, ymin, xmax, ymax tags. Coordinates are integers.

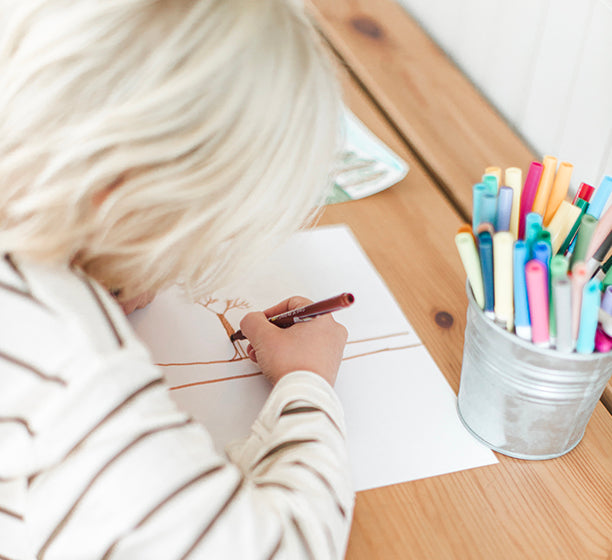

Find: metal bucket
<box><xmin>457</xmin><ymin>283</ymin><xmax>612</xmax><ymax>459</ymax></box>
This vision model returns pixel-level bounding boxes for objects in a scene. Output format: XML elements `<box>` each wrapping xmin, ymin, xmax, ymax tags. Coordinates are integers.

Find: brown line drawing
<box><xmin>170</xmin><ymin>371</ymin><xmax>263</xmax><ymax>391</ymax></box>
<box><xmin>158</xmin><ymin>357</ymin><xmax>249</xmax><ymax>367</ymax></box>
<box><xmin>157</xmin><ymin>332</ymin><xmax>414</xmax><ymax>368</ymax></box>
<box><xmin>198</xmin><ymin>296</ymin><xmax>250</xmax><ymax>361</ymax></box>
<box><xmin>167</xmin><ymin>342</ymin><xmax>424</xmax><ymax>391</ymax></box>
<box><xmin>342</xmin><ymin>343</ymin><xmax>423</xmax><ymax>361</ymax></box>
<box><xmin>346</xmin><ymin>332</ymin><xmax>411</xmax><ymax>345</ymax></box>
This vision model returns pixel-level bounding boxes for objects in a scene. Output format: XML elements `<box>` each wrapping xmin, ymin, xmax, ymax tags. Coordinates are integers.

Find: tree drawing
<box><xmin>198</xmin><ymin>297</ymin><xmax>251</xmax><ymax>361</ymax></box>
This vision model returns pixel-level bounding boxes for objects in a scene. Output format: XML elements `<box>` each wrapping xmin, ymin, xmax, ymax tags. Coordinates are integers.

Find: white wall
<box><xmin>396</xmin><ymin>0</ymin><xmax>612</xmax><ymax>194</ymax></box>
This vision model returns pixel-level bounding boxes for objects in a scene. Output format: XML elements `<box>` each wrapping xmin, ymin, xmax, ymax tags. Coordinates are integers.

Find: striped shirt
<box><xmin>0</xmin><ymin>255</ymin><xmax>354</xmax><ymax>559</ymax></box>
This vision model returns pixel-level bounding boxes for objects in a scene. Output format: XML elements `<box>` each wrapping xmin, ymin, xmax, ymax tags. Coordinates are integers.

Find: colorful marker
<box><xmin>570</xmin><ymin>214</ymin><xmax>598</xmax><ymax>267</ymax></box>
<box><xmin>229</xmin><ymin>293</ymin><xmax>355</xmax><ymax>341</ymax></box>
<box><xmin>525</xmin><ymin>259</ymin><xmax>549</xmax><ymax>347</ymax></box>
<box><xmin>549</xmin><ymin>255</ymin><xmax>569</xmax><ymax>342</ymax></box>
<box><xmin>519</xmin><ymin>162</ymin><xmax>544</xmax><ymax>239</ymax></box>
<box><xmin>557</xmin><ymin>198</ymin><xmax>588</xmax><ymax>255</ymax></box>
<box><xmin>479</xmin><ymin>193</ymin><xmax>498</xmax><ymax>227</ymax></box>
<box><xmin>478</xmin><ymin>231</ymin><xmax>495</xmax><ymax>319</ymax></box>
<box><xmin>532</xmin><ymin>155</ymin><xmax>557</xmax><ymax>216</ymax></box>
<box><xmin>472</xmin><ymin>183</ymin><xmax>487</xmax><ymax>231</ymax></box>
<box><xmin>575</xmin><ymin>278</ymin><xmax>602</xmax><ymax>354</ymax></box>
<box><xmin>553</xmin><ymin>277</ymin><xmax>573</xmax><ymax>353</ymax></box>
<box><xmin>572</xmin><ymin>182</ymin><xmax>595</xmax><ymax>204</ymax></box>
<box><xmin>543</xmin><ymin>161</ymin><xmax>573</xmax><ymax>226</ymax></box>
<box><xmin>570</xmin><ymin>262</ymin><xmax>589</xmax><ymax>344</ymax></box>
<box><xmin>513</xmin><ymin>241</ymin><xmax>531</xmax><ymax>340</ymax></box>
<box><xmin>586</xmin><ymin>176</ymin><xmax>612</xmax><ymax>220</ymax></box>
<box><xmin>455</xmin><ymin>230</ymin><xmax>485</xmax><ymax>309</ymax></box>
<box><xmin>493</xmin><ymin>232</ymin><xmax>514</xmax><ymax>330</ymax></box>
<box><xmin>506</xmin><ymin>167</ymin><xmax>523</xmax><ymax>239</ymax></box>
<box><xmin>496</xmin><ymin>186</ymin><xmax>513</xmax><ymax>232</ymax></box>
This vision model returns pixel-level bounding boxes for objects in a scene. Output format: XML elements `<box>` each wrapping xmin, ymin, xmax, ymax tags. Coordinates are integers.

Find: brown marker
<box><xmin>229</xmin><ymin>292</ymin><xmax>355</xmax><ymax>341</ymax></box>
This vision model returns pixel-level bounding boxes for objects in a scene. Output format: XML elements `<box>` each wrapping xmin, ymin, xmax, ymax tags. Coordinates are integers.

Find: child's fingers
<box><xmin>239</xmin><ymin>311</ymin><xmax>279</xmax><ymax>343</ymax></box>
<box><xmin>246</xmin><ymin>343</ymin><xmax>257</xmax><ymax>362</ymax></box>
<box><xmin>261</xmin><ymin>296</ymin><xmax>313</xmax><ymax>318</ymax></box>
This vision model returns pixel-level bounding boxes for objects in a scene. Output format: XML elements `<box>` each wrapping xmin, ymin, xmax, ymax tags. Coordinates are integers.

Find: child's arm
<box><xmin>2</xmin><ymin>263</ymin><xmax>353</xmax><ymax>559</ymax></box>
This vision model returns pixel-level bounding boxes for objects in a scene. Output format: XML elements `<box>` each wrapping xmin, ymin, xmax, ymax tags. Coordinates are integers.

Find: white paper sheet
<box><xmin>129</xmin><ymin>225</ymin><xmax>497</xmax><ymax>491</ymax></box>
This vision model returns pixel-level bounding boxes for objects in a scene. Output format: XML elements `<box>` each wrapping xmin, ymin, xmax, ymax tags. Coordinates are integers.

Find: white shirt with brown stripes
<box><xmin>0</xmin><ymin>256</ymin><xmax>354</xmax><ymax>560</ymax></box>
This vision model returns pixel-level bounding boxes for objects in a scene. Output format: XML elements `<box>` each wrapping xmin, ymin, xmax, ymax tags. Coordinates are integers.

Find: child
<box><xmin>0</xmin><ymin>1</ymin><xmax>354</xmax><ymax>558</ymax></box>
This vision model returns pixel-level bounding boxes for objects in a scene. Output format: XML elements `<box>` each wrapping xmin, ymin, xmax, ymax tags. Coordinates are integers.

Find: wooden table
<box><xmin>309</xmin><ymin>1</ymin><xmax>612</xmax><ymax>558</ymax></box>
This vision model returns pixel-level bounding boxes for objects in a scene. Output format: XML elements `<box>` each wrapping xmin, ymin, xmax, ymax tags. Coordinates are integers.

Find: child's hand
<box><xmin>239</xmin><ymin>296</ymin><xmax>348</xmax><ymax>387</ymax></box>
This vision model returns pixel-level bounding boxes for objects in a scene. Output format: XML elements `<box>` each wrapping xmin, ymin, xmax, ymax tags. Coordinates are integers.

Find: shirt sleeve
<box><xmin>26</xmin><ymin>369</ymin><xmax>353</xmax><ymax>560</ymax></box>
<box><xmin>0</xmin><ymin>259</ymin><xmax>354</xmax><ymax>560</ymax></box>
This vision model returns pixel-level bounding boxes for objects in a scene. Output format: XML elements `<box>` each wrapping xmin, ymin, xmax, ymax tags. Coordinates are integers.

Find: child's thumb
<box><xmin>239</xmin><ymin>311</ymin><xmax>276</xmax><ymax>344</ymax></box>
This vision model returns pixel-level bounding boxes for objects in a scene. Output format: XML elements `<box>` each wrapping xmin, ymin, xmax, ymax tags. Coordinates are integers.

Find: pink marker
<box><xmin>518</xmin><ymin>161</ymin><xmax>544</xmax><ymax>239</ymax></box>
<box><xmin>525</xmin><ymin>259</ymin><xmax>549</xmax><ymax>347</ymax></box>
<box><xmin>570</xmin><ymin>262</ymin><xmax>589</xmax><ymax>344</ymax></box>
<box><xmin>594</xmin><ymin>328</ymin><xmax>612</xmax><ymax>353</ymax></box>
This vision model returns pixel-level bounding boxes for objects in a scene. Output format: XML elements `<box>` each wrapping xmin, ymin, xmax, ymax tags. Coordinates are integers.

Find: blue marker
<box><xmin>480</xmin><ymin>193</ymin><xmax>498</xmax><ymax>227</ymax></box>
<box><xmin>513</xmin><ymin>241</ymin><xmax>531</xmax><ymax>340</ymax></box>
<box><xmin>576</xmin><ymin>278</ymin><xmax>602</xmax><ymax>353</ymax></box>
<box><xmin>478</xmin><ymin>231</ymin><xmax>495</xmax><ymax>319</ymax></box>
<box><xmin>533</xmin><ymin>240</ymin><xmax>552</xmax><ymax>271</ymax></box>
<box><xmin>473</xmin><ymin>183</ymin><xmax>487</xmax><ymax>231</ymax></box>
<box><xmin>586</xmin><ymin>175</ymin><xmax>612</xmax><ymax>219</ymax></box>
<box><xmin>496</xmin><ymin>186</ymin><xmax>513</xmax><ymax>232</ymax></box>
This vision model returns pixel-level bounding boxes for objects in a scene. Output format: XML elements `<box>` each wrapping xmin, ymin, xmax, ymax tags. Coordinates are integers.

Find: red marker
<box><xmin>572</xmin><ymin>182</ymin><xmax>594</xmax><ymax>204</ymax></box>
<box><xmin>230</xmin><ymin>293</ymin><xmax>355</xmax><ymax>341</ymax></box>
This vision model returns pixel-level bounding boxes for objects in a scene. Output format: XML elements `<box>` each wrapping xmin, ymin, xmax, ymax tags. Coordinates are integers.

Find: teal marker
<box><xmin>473</xmin><ymin>183</ymin><xmax>487</xmax><ymax>231</ymax></box>
<box><xmin>576</xmin><ymin>278</ymin><xmax>602</xmax><ymax>353</ymax></box>
<box><xmin>480</xmin><ymin>193</ymin><xmax>498</xmax><ymax>227</ymax></box>
<box><xmin>478</xmin><ymin>231</ymin><xmax>495</xmax><ymax>319</ymax></box>
<box><xmin>525</xmin><ymin>214</ymin><xmax>543</xmax><ymax>258</ymax></box>
<box><xmin>482</xmin><ymin>174</ymin><xmax>498</xmax><ymax>195</ymax></box>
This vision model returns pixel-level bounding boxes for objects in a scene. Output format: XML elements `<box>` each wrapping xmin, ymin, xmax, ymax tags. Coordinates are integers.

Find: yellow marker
<box><xmin>493</xmin><ymin>232</ymin><xmax>514</xmax><ymax>331</ymax></box>
<box><xmin>548</xmin><ymin>201</ymin><xmax>581</xmax><ymax>254</ymax></box>
<box><xmin>543</xmin><ymin>161</ymin><xmax>573</xmax><ymax>226</ymax></box>
<box><xmin>455</xmin><ymin>231</ymin><xmax>485</xmax><ymax>309</ymax></box>
<box><xmin>531</xmin><ymin>155</ymin><xmax>558</xmax><ymax>216</ymax></box>
<box><xmin>484</xmin><ymin>166</ymin><xmax>502</xmax><ymax>188</ymax></box>
<box><xmin>505</xmin><ymin>167</ymin><xmax>522</xmax><ymax>239</ymax></box>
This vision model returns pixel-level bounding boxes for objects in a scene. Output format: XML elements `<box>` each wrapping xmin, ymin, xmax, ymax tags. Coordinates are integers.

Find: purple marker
<box><xmin>496</xmin><ymin>186</ymin><xmax>513</xmax><ymax>232</ymax></box>
<box><xmin>518</xmin><ymin>161</ymin><xmax>543</xmax><ymax>239</ymax></box>
<box><xmin>599</xmin><ymin>286</ymin><xmax>612</xmax><ymax>338</ymax></box>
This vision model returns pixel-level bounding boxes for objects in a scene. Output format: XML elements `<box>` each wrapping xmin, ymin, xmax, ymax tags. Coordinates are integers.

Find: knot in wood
<box><xmin>350</xmin><ymin>16</ymin><xmax>384</xmax><ymax>39</ymax></box>
<box><xmin>435</xmin><ymin>311</ymin><xmax>454</xmax><ymax>329</ymax></box>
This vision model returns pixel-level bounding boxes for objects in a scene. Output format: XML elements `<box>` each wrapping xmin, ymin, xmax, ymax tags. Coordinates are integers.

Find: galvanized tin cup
<box><xmin>457</xmin><ymin>283</ymin><xmax>612</xmax><ymax>459</ymax></box>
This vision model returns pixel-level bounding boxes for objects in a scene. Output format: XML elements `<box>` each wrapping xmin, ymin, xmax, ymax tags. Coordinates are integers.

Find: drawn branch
<box><xmin>199</xmin><ymin>296</ymin><xmax>219</xmax><ymax>312</ymax></box>
<box><xmin>224</xmin><ymin>298</ymin><xmax>250</xmax><ymax>313</ymax></box>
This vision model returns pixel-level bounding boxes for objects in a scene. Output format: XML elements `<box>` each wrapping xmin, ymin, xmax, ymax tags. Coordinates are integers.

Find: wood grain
<box><xmin>321</xmin><ymin>53</ymin><xmax>612</xmax><ymax>560</ymax></box>
<box><xmin>308</xmin><ymin>0</ymin><xmax>612</xmax><ymax>417</ymax></box>
<box><xmin>308</xmin><ymin>0</ymin><xmax>536</xmax><ymax>223</ymax></box>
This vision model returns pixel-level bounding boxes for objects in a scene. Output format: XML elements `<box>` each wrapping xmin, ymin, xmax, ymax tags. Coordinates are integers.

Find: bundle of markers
<box><xmin>455</xmin><ymin>156</ymin><xmax>612</xmax><ymax>354</ymax></box>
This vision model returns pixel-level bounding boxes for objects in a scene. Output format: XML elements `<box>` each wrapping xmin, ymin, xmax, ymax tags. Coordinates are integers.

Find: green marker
<box><xmin>570</xmin><ymin>214</ymin><xmax>598</xmax><ymax>267</ymax></box>
<box><xmin>549</xmin><ymin>255</ymin><xmax>569</xmax><ymax>340</ymax></box>
<box><xmin>603</xmin><ymin>266</ymin><xmax>612</xmax><ymax>290</ymax></box>
<box><xmin>557</xmin><ymin>198</ymin><xmax>588</xmax><ymax>255</ymax></box>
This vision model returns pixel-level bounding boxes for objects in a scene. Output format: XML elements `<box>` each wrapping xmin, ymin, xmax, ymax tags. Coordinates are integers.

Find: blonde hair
<box><xmin>0</xmin><ymin>0</ymin><xmax>341</xmax><ymax>300</ymax></box>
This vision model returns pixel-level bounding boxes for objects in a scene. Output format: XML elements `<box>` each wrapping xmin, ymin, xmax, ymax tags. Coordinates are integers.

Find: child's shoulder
<box><xmin>0</xmin><ymin>255</ymin><xmax>143</xmax><ymax>370</ymax></box>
